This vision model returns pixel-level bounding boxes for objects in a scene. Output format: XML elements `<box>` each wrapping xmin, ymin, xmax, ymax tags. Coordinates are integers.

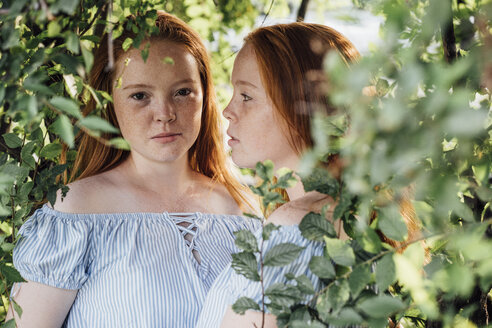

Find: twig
<box><xmin>107</xmin><ymin>0</ymin><xmax>114</xmax><ymax>71</ymax></box>
<box><xmin>440</xmin><ymin>0</ymin><xmax>458</xmax><ymax>63</ymax></box>
<box><xmin>260</xmin><ymin>236</ymin><xmax>265</xmax><ymax>328</ymax></box>
<box><xmin>261</xmin><ymin>0</ymin><xmax>275</xmax><ymax>25</ymax></box>
<box><xmin>297</xmin><ymin>0</ymin><xmax>310</xmax><ymax>22</ymax></box>
<box><xmin>39</xmin><ymin>0</ymin><xmax>54</xmax><ymax>20</ymax></box>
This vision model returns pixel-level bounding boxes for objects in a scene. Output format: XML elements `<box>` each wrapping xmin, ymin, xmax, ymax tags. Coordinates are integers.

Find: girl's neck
<box><xmin>117</xmin><ymin>152</ymin><xmax>198</xmax><ymax>194</ymax></box>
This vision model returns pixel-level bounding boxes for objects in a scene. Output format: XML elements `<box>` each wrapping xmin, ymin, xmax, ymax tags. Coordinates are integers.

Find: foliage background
<box><xmin>0</xmin><ymin>0</ymin><xmax>491</xmax><ymax>327</ymax></box>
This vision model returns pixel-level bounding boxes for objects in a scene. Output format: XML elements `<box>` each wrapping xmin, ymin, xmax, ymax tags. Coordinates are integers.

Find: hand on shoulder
<box><xmin>267</xmin><ymin>192</ymin><xmax>334</xmax><ymax>226</ymax></box>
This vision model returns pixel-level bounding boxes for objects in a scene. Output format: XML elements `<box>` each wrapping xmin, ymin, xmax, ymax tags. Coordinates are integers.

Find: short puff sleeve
<box><xmin>13</xmin><ymin>206</ymin><xmax>92</xmax><ymax>290</ymax></box>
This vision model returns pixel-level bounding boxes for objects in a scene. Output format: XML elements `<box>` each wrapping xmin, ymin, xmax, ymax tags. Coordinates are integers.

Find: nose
<box><xmin>154</xmin><ymin>102</ymin><xmax>176</xmax><ymax>123</ymax></box>
<box><xmin>222</xmin><ymin>100</ymin><xmax>235</xmax><ymax>122</ymax></box>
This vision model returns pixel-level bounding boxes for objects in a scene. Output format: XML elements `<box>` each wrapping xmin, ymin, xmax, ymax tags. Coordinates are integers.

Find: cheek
<box><xmin>181</xmin><ymin>98</ymin><xmax>203</xmax><ymax>133</ymax></box>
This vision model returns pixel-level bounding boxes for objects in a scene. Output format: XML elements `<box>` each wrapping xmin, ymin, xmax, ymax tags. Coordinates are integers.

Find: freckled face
<box><xmin>223</xmin><ymin>44</ymin><xmax>297</xmax><ymax>169</ymax></box>
<box><xmin>112</xmin><ymin>40</ymin><xmax>203</xmax><ymax>164</ymax></box>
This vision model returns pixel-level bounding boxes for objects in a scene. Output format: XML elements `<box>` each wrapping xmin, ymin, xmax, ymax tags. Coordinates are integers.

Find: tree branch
<box><xmin>297</xmin><ymin>0</ymin><xmax>311</xmax><ymax>22</ymax></box>
<box><xmin>441</xmin><ymin>1</ymin><xmax>458</xmax><ymax>63</ymax></box>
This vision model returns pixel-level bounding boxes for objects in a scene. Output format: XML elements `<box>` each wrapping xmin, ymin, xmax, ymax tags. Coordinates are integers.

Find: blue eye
<box><xmin>131</xmin><ymin>92</ymin><xmax>147</xmax><ymax>101</ymax></box>
<box><xmin>175</xmin><ymin>88</ymin><xmax>191</xmax><ymax>97</ymax></box>
<box><xmin>241</xmin><ymin>93</ymin><xmax>252</xmax><ymax>101</ymax></box>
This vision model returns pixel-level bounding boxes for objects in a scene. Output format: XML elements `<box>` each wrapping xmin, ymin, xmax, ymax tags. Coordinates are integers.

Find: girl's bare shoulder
<box><xmin>192</xmin><ymin>174</ymin><xmax>243</xmax><ymax>216</ymax></box>
<box><xmin>51</xmin><ymin>171</ymin><xmax>122</xmax><ymax>214</ymax></box>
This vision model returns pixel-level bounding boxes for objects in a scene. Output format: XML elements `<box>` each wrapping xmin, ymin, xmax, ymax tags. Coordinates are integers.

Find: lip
<box><xmin>226</xmin><ymin>131</ymin><xmax>240</xmax><ymax>147</ymax></box>
<box><xmin>151</xmin><ymin>132</ymin><xmax>181</xmax><ymax>144</ymax></box>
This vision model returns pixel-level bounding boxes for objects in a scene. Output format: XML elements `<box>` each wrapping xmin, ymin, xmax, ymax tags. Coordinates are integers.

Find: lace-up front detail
<box><xmin>168</xmin><ymin>213</ymin><xmax>200</xmax><ymax>264</ymax></box>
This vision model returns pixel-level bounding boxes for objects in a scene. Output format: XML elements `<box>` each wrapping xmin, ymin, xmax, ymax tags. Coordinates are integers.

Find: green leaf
<box><xmin>47</xmin><ymin>21</ymin><xmax>61</xmax><ymax>37</ymax></box>
<box><xmin>262</xmin><ymin>223</ymin><xmax>279</xmax><ymax>241</ymax></box>
<box><xmin>272</xmin><ymin>169</ymin><xmax>297</xmax><ymax>189</ymax></box>
<box><xmin>256</xmin><ymin>160</ymin><xmax>274</xmax><ymax>182</ymax></box>
<box><xmin>52</xmin><ymin>0</ymin><xmax>79</xmax><ymax>15</ymax></box>
<box><xmin>21</xmin><ymin>141</ymin><xmax>36</xmax><ymax>169</ymax></box>
<box><xmin>377</xmin><ymin>205</ymin><xmax>408</xmax><ymax>241</ymax></box>
<box><xmin>2</xmin><ymin>319</ymin><xmax>16</xmax><ymax>328</ymax></box>
<box><xmin>366</xmin><ymin>317</ymin><xmax>388</xmax><ymax>328</ymax></box>
<box><xmin>234</xmin><ymin>229</ymin><xmax>259</xmax><ymax>252</ymax></box>
<box><xmin>290</xmin><ymin>320</ymin><xmax>325</xmax><ymax>328</ymax></box>
<box><xmin>295</xmin><ymin>274</ymin><xmax>315</xmax><ymax>295</ymax></box>
<box><xmin>232</xmin><ymin>297</ymin><xmax>260</xmax><ymax>315</ymax></box>
<box><xmin>376</xmin><ymin>78</ymin><xmax>390</xmax><ymax>96</ymax></box>
<box><xmin>318</xmin><ymin>307</ymin><xmax>363</xmax><ymax>327</ymax></box>
<box><xmin>0</xmin><ymin>85</ymin><xmax>5</xmax><ymax>104</ymax></box>
<box><xmin>375</xmin><ymin>253</ymin><xmax>396</xmax><ymax>291</ymax></box>
<box><xmin>40</xmin><ymin>143</ymin><xmax>63</xmax><ymax>159</ymax></box>
<box><xmin>49</xmin><ymin>96</ymin><xmax>82</xmax><ymax>119</ymax></box>
<box><xmin>262</xmin><ymin>191</ymin><xmax>285</xmax><ymax>208</ymax></box>
<box><xmin>52</xmin><ymin>115</ymin><xmax>75</xmax><ymax>147</ymax></box>
<box><xmin>348</xmin><ymin>263</ymin><xmax>372</xmax><ymax>298</ymax></box>
<box><xmin>316</xmin><ymin>279</ymin><xmax>350</xmax><ymax>316</ymax></box>
<box><xmin>333</xmin><ymin>191</ymin><xmax>352</xmax><ymax>220</ymax></box>
<box><xmin>18</xmin><ymin>181</ymin><xmax>34</xmax><ymax>199</ymax></box>
<box><xmin>324</xmin><ymin>237</ymin><xmax>355</xmax><ymax>267</ymax></box>
<box><xmin>231</xmin><ymin>251</ymin><xmax>259</xmax><ymax>281</ymax></box>
<box><xmin>3</xmin><ymin>133</ymin><xmax>23</xmax><ymax>148</ymax></box>
<box><xmin>356</xmin><ymin>227</ymin><xmax>382</xmax><ymax>254</ymax></box>
<box><xmin>12</xmin><ymin>299</ymin><xmax>22</xmax><ymax>318</ymax></box>
<box><xmin>66</xmin><ymin>32</ymin><xmax>80</xmax><ymax>54</ymax></box>
<box><xmin>108</xmin><ymin>138</ymin><xmax>131</xmax><ymax>150</ymax></box>
<box><xmin>263</xmin><ymin>243</ymin><xmax>305</xmax><ymax>267</ymax></box>
<box><xmin>0</xmin><ymin>263</ymin><xmax>25</xmax><ymax>283</ymax></box>
<box><xmin>161</xmin><ymin>56</ymin><xmax>175</xmax><ymax>65</ymax></box>
<box><xmin>79</xmin><ymin>116</ymin><xmax>119</xmax><ymax>134</ymax></box>
<box><xmin>301</xmin><ymin>168</ymin><xmax>339</xmax><ymax>197</ymax></box>
<box><xmin>357</xmin><ymin>295</ymin><xmax>406</xmax><ymax>318</ymax></box>
<box><xmin>309</xmin><ymin>255</ymin><xmax>335</xmax><ymax>279</ymax></box>
<box><xmin>141</xmin><ymin>44</ymin><xmax>150</xmax><ymax>63</ymax></box>
<box><xmin>122</xmin><ymin>37</ymin><xmax>134</xmax><ymax>51</ymax></box>
<box><xmin>265</xmin><ymin>283</ymin><xmax>301</xmax><ymax>308</ymax></box>
<box><xmin>81</xmin><ymin>44</ymin><xmax>94</xmax><ymax>73</ymax></box>
<box><xmin>299</xmin><ymin>212</ymin><xmax>336</xmax><ymax>242</ymax></box>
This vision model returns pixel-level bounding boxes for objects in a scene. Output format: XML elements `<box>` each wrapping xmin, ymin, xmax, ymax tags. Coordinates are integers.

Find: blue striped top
<box><xmin>196</xmin><ymin>224</ymin><xmax>324</xmax><ymax>328</ymax></box>
<box><xmin>13</xmin><ymin>204</ymin><xmax>261</xmax><ymax>327</ymax></box>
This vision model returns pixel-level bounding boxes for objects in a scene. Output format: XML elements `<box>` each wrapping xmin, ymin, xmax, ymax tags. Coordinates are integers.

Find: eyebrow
<box><xmin>122</xmin><ymin>84</ymin><xmax>153</xmax><ymax>90</ymax></box>
<box><xmin>122</xmin><ymin>79</ymin><xmax>199</xmax><ymax>90</ymax></box>
<box><xmin>235</xmin><ymin>80</ymin><xmax>258</xmax><ymax>89</ymax></box>
<box><xmin>172</xmin><ymin>78</ymin><xmax>198</xmax><ymax>86</ymax></box>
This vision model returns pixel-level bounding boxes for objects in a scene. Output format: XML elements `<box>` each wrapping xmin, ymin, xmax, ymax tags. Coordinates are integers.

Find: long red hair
<box><xmin>68</xmin><ymin>11</ymin><xmax>248</xmax><ymax>208</ymax></box>
<box><xmin>245</xmin><ymin>22</ymin><xmax>420</xmax><ymax>248</ymax></box>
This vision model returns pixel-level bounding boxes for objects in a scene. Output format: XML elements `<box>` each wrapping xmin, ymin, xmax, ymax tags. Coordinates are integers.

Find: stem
<box><xmin>39</xmin><ymin>0</ymin><xmax>54</xmax><ymax>20</ymax></box>
<box><xmin>297</xmin><ymin>0</ymin><xmax>310</xmax><ymax>22</ymax></box>
<box><xmin>261</xmin><ymin>0</ymin><xmax>275</xmax><ymax>25</ymax></box>
<box><xmin>441</xmin><ymin>0</ymin><xmax>458</xmax><ymax>63</ymax></box>
<box><xmin>9</xmin><ymin>185</ymin><xmax>16</xmax><ymax>244</ymax></box>
<box><xmin>260</xmin><ymin>233</ymin><xmax>265</xmax><ymax>328</ymax></box>
<box><xmin>106</xmin><ymin>0</ymin><xmax>114</xmax><ymax>71</ymax></box>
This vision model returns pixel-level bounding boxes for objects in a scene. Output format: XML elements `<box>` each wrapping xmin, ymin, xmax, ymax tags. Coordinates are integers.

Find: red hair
<box><xmin>246</xmin><ymin>22</ymin><xmax>420</xmax><ymax>249</ymax></box>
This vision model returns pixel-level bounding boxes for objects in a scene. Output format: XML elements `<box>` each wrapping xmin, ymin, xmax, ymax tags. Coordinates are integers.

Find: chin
<box><xmin>231</xmin><ymin>152</ymin><xmax>260</xmax><ymax>170</ymax></box>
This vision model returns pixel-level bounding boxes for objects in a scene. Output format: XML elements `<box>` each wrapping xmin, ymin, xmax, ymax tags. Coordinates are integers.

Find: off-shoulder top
<box><xmin>13</xmin><ymin>204</ymin><xmax>261</xmax><ymax>328</ymax></box>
